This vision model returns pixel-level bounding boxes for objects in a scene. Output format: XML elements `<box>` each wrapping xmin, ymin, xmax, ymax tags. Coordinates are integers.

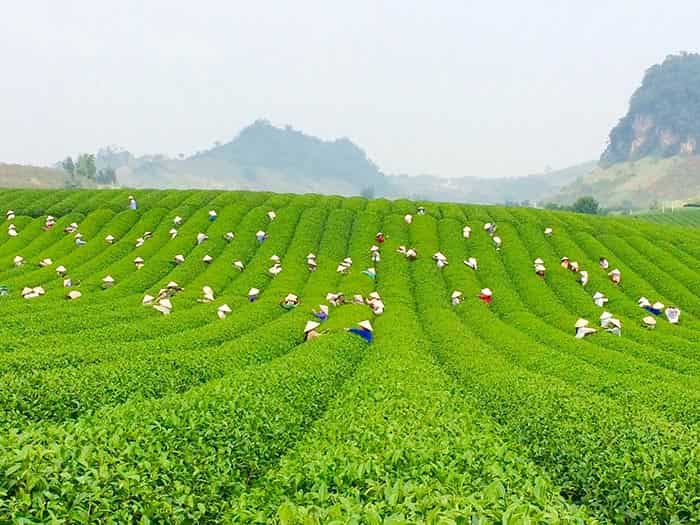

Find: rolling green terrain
<box><xmin>633</xmin><ymin>206</ymin><xmax>700</xmax><ymax>227</ymax></box>
<box><xmin>0</xmin><ymin>189</ymin><xmax>699</xmax><ymax>523</ymax></box>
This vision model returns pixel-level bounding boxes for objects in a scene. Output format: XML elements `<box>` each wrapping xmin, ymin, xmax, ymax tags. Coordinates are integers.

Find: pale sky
<box><xmin>1</xmin><ymin>1</ymin><xmax>699</xmax><ymax>178</ymax></box>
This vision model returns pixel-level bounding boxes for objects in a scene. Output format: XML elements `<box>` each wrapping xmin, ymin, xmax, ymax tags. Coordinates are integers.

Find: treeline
<box><xmin>61</xmin><ymin>154</ymin><xmax>117</xmax><ymax>187</ymax></box>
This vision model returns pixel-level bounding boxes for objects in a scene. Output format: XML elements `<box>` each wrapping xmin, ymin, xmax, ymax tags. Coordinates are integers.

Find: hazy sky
<box><xmin>1</xmin><ymin>1</ymin><xmax>699</xmax><ymax>178</ymax></box>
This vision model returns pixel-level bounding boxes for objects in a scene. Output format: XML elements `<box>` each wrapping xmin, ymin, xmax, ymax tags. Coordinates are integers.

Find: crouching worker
<box><xmin>347</xmin><ymin>320</ymin><xmax>373</xmax><ymax>343</ymax></box>
<box><xmin>313</xmin><ymin>304</ymin><xmax>329</xmax><ymax>321</ymax></box>
<box><xmin>575</xmin><ymin>318</ymin><xmax>597</xmax><ymax>339</ymax></box>
<box><xmin>281</xmin><ymin>293</ymin><xmax>299</xmax><ymax>310</ymax></box>
<box><xmin>303</xmin><ymin>321</ymin><xmax>322</xmax><ymax>342</ymax></box>
<box><xmin>478</xmin><ymin>288</ymin><xmax>493</xmax><ymax>305</ymax></box>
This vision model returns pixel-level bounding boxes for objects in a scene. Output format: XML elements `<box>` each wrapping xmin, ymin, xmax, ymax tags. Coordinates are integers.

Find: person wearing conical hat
<box><xmin>642</xmin><ymin>316</ymin><xmax>656</xmax><ymax>329</ymax></box>
<box><xmin>599</xmin><ymin>311</ymin><xmax>614</xmax><ymax>328</ymax></box>
<box><xmin>133</xmin><ymin>256</ymin><xmax>145</xmax><ymax>269</ymax></box>
<box><xmin>326</xmin><ymin>292</ymin><xmax>345</xmax><ymax>306</ymax></box>
<box><xmin>362</xmin><ymin>267</ymin><xmax>377</xmax><ymax>280</ymax></box>
<box><xmin>63</xmin><ymin>278</ymin><xmax>73</xmax><ymax>288</ymax></box>
<box><xmin>371</xmin><ymin>249</ymin><xmax>381</xmax><ymax>263</ymax></box>
<box><xmin>544</xmin><ymin>227</ymin><xmax>553</xmax><ymax>237</ymax></box>
<box><xmin>665</xmin><ymin>306</ymin><xmax>681</xmax><ymax>324</ymax></box>
<box><xmin>535</xmin><ymin>264</ymin><xmax>546</xmax><ymax>279</ymax></box>
<box><xmin>406</xmin><ymin>248</ymin><xmax>417</xmax><ymax>261</ymax></box>
<box><xmin>606</xmin><ymin>318</ymin><xmax>622</xmax><ymax>336</ymax></box>
<box><xmin>200</xmin><ymin>286</ymin><xmax>215</xmax><ymax>303</ymax></box>
<box><xmin>0</xmin><ymin>285</ymin><xmax>8</xmax><ymax>297</ymax></box>
<box><xmin>348</xmin><ymin>320</ymin><xmax>373</xmax><ymax>343</ymax></box>
<box><xmin>404</xmin><ymin>214</ymin><xmax>413</xmax><ymax>224</ymax></box>
<box><xmin>464</xmin><ymin>257</ymin><xmax>478</xmax><ymax>270</ymax></box>
<box><xmin>375</xmin><ymin>232</ymin><xmax>385</xmax><ymax>244</ymax></box>
<box><xmin>135</xmin><ymin>237</ymin><xmax>145</xmax><ymax>248</ymax></box>
<box><xmin>599</xmin><ymin>257</ymin><xmax>609</xmax><ymax>270</ymax></box>
<box><xmin>173</xmin><ymin>254</ymin><xmax>185</xmax><ymax>265</ymax></box>
<box><xmin>39</xmin><ymin>258</ymin><xmax>53</xmax><ymax>267</ymax></box>
<box><xmin>593</xmin><ymin>291</ymin><xmax>608</xmax><ymax>308</ymax></box>
<box><xmin>281</xmin><ymin>293</ymin><xmax>299</xmax><ymax>310</ymax></box>
<box><xmin>646</xmin><ymin>301</ymin><xmax>665</xmax><ymax>316</ymax></box>
<box><xmin>248</xmin><ymin>288</ymin><xmax>260</xmax><ymax>302</ymax></box>
<box><xmin>196</xmin><ymin>232</ymin><xmax>208</xmax><ymax>245</ymax></box>
<box><xmin>269</xmin><ymin>263</ymin><xmax>283</xmax><ymax>277</ymax></box>
<box><xmin>313</xmin><ymin>304</ymin><xmax>329</xmax><ymax>321</ymax></box>
<box><xmin>102</xmin><ymin>275</ymin><xmax>115</xmax><ymax>289</ymax></box>
<box><xmin>128</xmin><ymin>195</ymin><xmax>137</xmax><ymax>210</ymax></box>
<box><xmin>608</xmin><ymin>268</ymin><xmax>621</xmax><ymax>286</ymax></box>
<box><xmin>575</xmin><ymin>318</ymin><xmax>596</xmax><ymax>339</ymax></box>
<box><xmin>169</xmin><ymin>228</ymin><xmax>178</xmax><ymax>240</ymax></box>
<box><xmin>396</xmin><ymin>245</ymin><xmax>407</xmax><ymax>255</ymax></box>
<box><xmin>568</xmin><ymin>261</ymin><xmax>580</xmax><ymax>273</ymax></box>
<box><xmin>143</xmin><ymin>231</ymin><xmax>153</xmax><ymax>240</ymax></box>
<box><xmin>233</xmin><ymin>260</ymin><xmax>244</xmax><ymax>271</ymax></box>
<box><xmin>533</xmin><ymin>257</ymin><xmax>544</xmax><ymax>266</ymax></box>
<box><xmin>13</xmin><ymin>255</ymin><xmax>24</xmax><ymax>267</ymax></box>
<box><xmin>6</xmin><ymin>210</ymin><xmax>15</xmax><ymax>220</ymax></box>
<box><xmin>267</xmin><ymin>211</ymin><xmax>277</xmax><ymax>221</ymax></box>
<box><xmin>224</xmin><ymin>231</ymin><xmax>235</xmax><ymax>242</ymax></box>
<box><xmin>256</xmin><ymin>230</ymin><xmax>267</xmax><ymax>243</ymax></box>
<box><xmin>307</xmin><ymin>258</ymin><xmax>317</xmax><ymax>272</ymax></box>
<box><xmin>8</xmin><ymin>225</ymin><xmax>18</xmax><ymax>237</ymax></box>
<box><xmin>105</xmin><ymin>234</ymin><xmax>115</xmax><ymax>244</ymax></box>
<box><xmin>75</xmin><ymin>234</ymin><xmax>87</xmax><ymax>247</ymax></box>
<box><xmin>463</xmin><ymin>225</ymin><xmax>472</xmax><ymax>239</ymax></box>
<box><xmin>66</xmin><ymin>290</ymin><xmax>82</xmax><ymax>300</ymax></box>
<box><xmin>578</xmin><ymin>271</ymin><xmax>589</xmax><ymax>287</ymax></box>
<box><xmin>483</xmin><ymin>222</ymin><xmax>496</xmax><ymax>236</ymax></box>
<box><xmin>417</xmin><ymin>206</ymin><xmax>426</xmax><ymax>215</ymax></box>
<box><xmin>173</xmin><ymin>216</ymin><xmax>183</xmax><ymax>226</ymax></box>
<box><xmin>369</xmin><ymin>298</ymin><xmax>384</xmax><ymax>315</ymax></box>
<box><xmin>202</xmin><ymin>255</ymin><xmax>213</xmax><ymax>264</ymax></box>
<box><xmin>55</xmin><ymin>265</ymin><xmax>67</xmax><ymax>276</ymax></box>
<box><xmin>153</xmin><ymin>298</ymin><xmax>172</xmax><ymax>315</ymax></box>
<box><xmin>451</xmin><ymin>290</ymin><xmax>463</xmax><ymax>306</ymax></box>
<box><xmin>217</xmin><ymin>304</ymin><xmax>232</xmax><ymax>320</ymax></box>
<box><xmin>493</xmin><ymin>236</ymin><xmax>502</xmax><ymax>251</ymax></box>
<box><xmin>208</xmin><ymin>210</ymin><xmax>217</xmax><ymax>222</ymax></box>
<box><xmin>478</xmin><ymin>288</ymin><xmax>493</xmax><ymax>305</ymax></box>
<box><xmin>560</xmin><ymin>256</ymin><xmax>570</xmax><ymax>269</ymax></box>
<box><xmin>303</xmin><ymin>320</ymin><xmax>321</xmax><ymax>341</ymax></box>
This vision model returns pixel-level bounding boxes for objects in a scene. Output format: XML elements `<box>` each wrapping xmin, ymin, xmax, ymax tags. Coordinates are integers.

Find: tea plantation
<box><xmin>1</xmin><ymin>188</ymin><xmax>699</xmax><ymax>524</ymax></box>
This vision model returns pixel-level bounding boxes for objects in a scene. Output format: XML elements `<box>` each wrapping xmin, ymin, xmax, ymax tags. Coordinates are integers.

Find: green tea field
<box><xmin>1</xmin><ymin>189</ymin><xmax>700</xmax><ymax>523</ymax></box>
<box><xmin>633</xmin><ymin>206</ymin><xmax>700</xmax><ymax>227</ymax></box>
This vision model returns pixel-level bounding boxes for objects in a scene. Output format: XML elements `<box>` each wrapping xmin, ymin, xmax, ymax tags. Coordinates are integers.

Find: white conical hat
<box><xmin>75</xmin><ymin>233</ymin><xmax>83</xmax><ymax>239</ymax></box>
<box><xmin>343</xmin><ymin>257</ymin><xmax>353</xmax><ymax>265</ymax></box>
<box><xmin>13</xmin><ymin>255</ymin><xmax>23</xmax><ymax>264</ymax></box>
<box><xmin>580</xmin><ymin>270</ymin><xmax>588</xmax><ymax>277</ymax></box>
<box><xmin>174</xmin><ymin>254</ymin><xmax>185</xmax><ymax>263</ymax></box>
<box><xmin>173</xmin><ymin>215</ymin><xmax>183</xmax><ymax>224</ymax></box>
<box><xmin>575</xmin><ymin>318</ymin><xmax>589</xmax><ymax>328</ymax></box>
<box><xmin>319</xmin><ymin>304</ymin><xmax>329</xmax><ymax>314</ymax></box>
<box><xmin>609</xmin><ymin>268</ymin><xmax>621</xmax><ymax>275</ymax></box>
<box><xmin>70</xmin><ymin>222</ymin><xmax>78</xmax><ymax>229</ymax></box>
<box><xmin>142</xmin><ymin>294</ymin><xmax>154</xmax><ymax>305</ymax></box>
<box><xmin>600</xmin><ymin>311</ymin><xmax>613</xmax><ymax>321</ymax></box>
<box><xmin>7</xmin><ymin>223</ymin><xmax>16</xmax><ymax>229</ymax></box>
<box><xmin>307</xmin><ymin>259</ymin><xmax>317</xmax><ymax>266</ymax></box>
<box><xmin>233</xmin><ymin>260</ymin><xmax>244</xmax><ymax>270</ymax></box>
<box><xmin>40</xmin><ymin>258</ymin><xmax>52</xmax><ymax>266</ymax></box>
<box><xmin>202</xmin><ymin>286</ymin><xmax>214</xmax><ymax>297</ymax></box>
<box><xmin>134</xmin><ymin>257</ymin><xmax>144</xmax><ymax>264</ymax></box>
<box><xmin>256</xmin><ymin>230</ymin><xmax>266</xmax><ymax>237</ymax></box>
<box><xmin>493</xmin><ymin>236</ymin><xmax>502</xmax><ymax>244</ymax></box>
<box><xmin>560</xmin><ymin>256</ymin><xmax>570</xmax><ymax>262</ymax></box>
<box><xmin>336</xmin><ymin>264</ymin><xmax>347</xmax><ymax>272</ymax></box>
<box><xmin>307</xmin><ymin>252</ymin><xmax>317</xmax><ymax>259</ymax></box>
<box><xmin>6</xmin><ymin>210</ymin><xmax>14</xmax><ymax>216</ymax></box>
<box><xmin>267</xmin><ymin>211</ymin><xmax>277</xmax><ymax>220</ymax></box>
<box><xmin>135</xmin><ymin>237</ymin><xmax>145</xmax><ymax>245</ymax></box>
<box><xmin>55</xmin><ymin>265</ymin><xmax>67</xmax><ymax>274</ymax></box>
<box><xmin>544</xmin><ymin>227</ymin><xmax>553</xmax><ymax>234</ymax></box>
<box><xmin>224</xmin><ymin>231</ymin><xmax>235</xmax><ymax>240</ymax></box>
<box><xmin>452</xmin><ymin>290</ymin><xmax>463</xmax><ymax>299</ymax></box>
<box><xmin>157</xmin><ymin>298</ymin><xmax>172</xmax><ymax>309</ymax></box>
<box><xmin>533</xmin><ymin>258</ymin><xmax>544</xmax><ymax>265</ymax></box>
<box><xmin>535</xmin><ymin>264</ymin><xmax>546</xmax><ymax>273</ymax></box>
<box><xmin>269</xmin><ymin>265</ymin><xmax>282</xmax><ymax>275</ymax></box>
<box><xmin>368</xmin><ymin>292</ymin><xmax>381</xmax><ymax>300</ymax></box>
<box><xmin>593</xmin><ymin>291</ymin><xmax>606</xmax><ymax>300</ymax></box>
<box><xmin>463</xmin><ymin>225</ymin><xmax>471</xmax><ymax>232</ymax></box>
<box><xmin>483</xmin><ymin>223</ymin><xmax>492</xmax><ymax>230</ymax></box>
<box><xmin>248</xmin><ymin>287</ymin><xmax>260</xmax><ymax>296</ymax></box>
<box><xmin>480</xmin><ymin>288</ymin><xmax>493</xmax><ymax>296</ymax></box>
<box><xmin>208</xmin><ymin>210</ymin><xmax>217</xmax><ymax>216</ymax></box>
<box><xmin>285</xmin><ymin>293</ymin><xmax>298</xmax><ymax>302</ymax></box>
<box><xmin>369</xmin><ymin>245</ymin><xmax>379</xmax><ymax>252</ymax></box>
<box><xmin>105</xmin><ymin>234</ymin><xmax>115</xmax><ymax>242</ymax></box>
<box><xmin>652</xmin><ymin>301</ymin><xmax>665</xmax><ymax>310</ymax></box>
<box><xmin>21</xmin><ymin>287</ymin><xmax>32</xmax><ymax>296</ymax></box>
<box><xmin>102</xmin><ymin>275</ymin><xmax>115</xmax><ymax>283</ymax></box>
<box><xmin>167</xmin><ymin>281</ymin><xmax>180</xmax><ymax>289</ymax></box>
<box><xmin>34</xmin><ymin>286</ymin><xmax>45</xmax><ymax>295</ymax></box>
<box><xmin>304</xmin><ymin>320</ymin><xmax>320</xmax><ymax>333</ymax></box>
<box><xmin>406</xmin><ymin>248</ymin><xmax>417</xmax><ymax>256</ymax></box>
<box><xmin>404</xmin><ymin>214</ymin><xmax>413</xmax><ymax>222</ymax></box>
<box><xmin>643</xmin><ymin>316</ymin><xmax>656</xmax><ymax>326</ymax></box>
<box><xmin>67</xmin><ymin>290</ymin><xmax>82</xmax><ymax>300</ymax></box>
<box><xmin>358</xmin><ymin>320</ymin><xmax>373</xmax><ymax>332</ymax></box>
<box><xmin>63</xmin><ymin>278</ymin><xmax>72</xmax><ymax>287</ymax></box>
<box><xmin>218</xmin><ymin>303</ymin><xmax>232</xmax><ymax>314</ymax></box>
<box><xmin>326</xmin><ymin>292</ymin><xmax>338</xmax><ymax>301</ymax></box>
<box><xmin>270</xmin><ymin>255</ymin><xmax>281</xmax><ymax>262</ymax></box>
<box><xmin>609</xmin><ymin>318</ymin><xmax>622</xmax><ymax>328</ymax></box>
<box><xmin>169</xmin><ymin>228</ymin><xmax>178</xmax><ymax>236</ymax></box>
<box><xmin>196</xmin><ymin>233</ymin><xmax>208</xmax><ymax>242</ymax></box>
<box><xmin>433</xmin><ymin>252</ymin><xmax>446</xmax><ymax>261</ymax></box>
<box><xmin>638</xmin><ymin>297</ymin><xmax>650</xmax><ymax>307</ymax></box>
<box><xmin>202</xmin><ymin>255</ymin><xmax>213</xmax><ymax>263</ymax></box>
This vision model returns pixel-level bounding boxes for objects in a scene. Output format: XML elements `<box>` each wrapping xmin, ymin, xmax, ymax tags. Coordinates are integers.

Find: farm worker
<box><xmin>0</xmin><ymin>285</ymin><xmax>8</xmax><ymax>297</ymax></box>
<box><xmin>535</xmin><ymin>264</ymin><xmax>546</xmax><ymax>278</ymax></box>
<box><xmin>281</xmin><ymin>293</ymin><xmax>299</xmax><ymax>310</ymax></box>
<box><xmin>326</xmin><ymin>292</ymin><xmax>345</xmax><ymax>306</ymax></box>
<box><xmin>369</xmin><ymin>297</ymin><xmax>385</xmax><ymax>315</ymax></box>
<box><xmin>248</xmin><ymin>288</ymin><xmax>260</xmax><ymax>302</ymax></box>
<box><xmin>105</xmin><ymin>234</ymin><xmax>115</xmax><ymax>244</ymax></box>
<box><xmin>493</xmin><ymin>236</ymin><xmax>502</xmax><ymax>251</ymax></box>
<box><xmin>6</xmin><ymin>210</ymin><xmax>15</xmax><ymax>220</ymax></box>
<box><xmin>593</xmin><ymin>291</ymin><xmax>608</xmax><ymax>307</ymax></box>
<box><xmin>202</xmin><ymin>255</ymin><xmax>213</xmax><ymax>264</ymax></box>
<box><xmin>270</xmin><ymin>255</ymin><xmax>281</xmax><ymax>264</ymax></box>
<box><xmin>478</xmin><ymin>288</ymin><xmax>493</xmax><ymax>305</ymax></box>
<box><xmin>63</xmin><ymin>278</ymin><xmax>73</xmax><ymax>288</ymax></box>
<box><xmin>606</xmin><ymin>318</ymin><xmax>622</xmax><ymax>336</ymax></box>
<box><xmin>642</xmin><ymin>316</ymin><xmax>657</xmax><ymax>329</ymax></box>
<box><xmin>417</xmin><ymin>206</ymin><xmax>426</xmax><ymax>215</ymax></box>
<box><xmin>337</xmin><ymin>263</ymin><xmax>350</xmax><ymax>274</ymax></box>
<box><xmin>167</xmin><ymin>281</ymin><xmax>183</xmax><ymax>292</ymax></box>
<box><xmin>143</xmin><ymin>231</ymin><xmax>154</xmax><ymax>240</ymax></box>
<box><xmin>269</xmin><ymin>263</ymin><xmax>283</xmax><ymax>277</ymax></box>
<box><xmin>135</xmin><ymin>237</ymin><xmax>145</xmax><ymax>248</ymax></box>
<box><xmin>544</xmin><ymin>227</ymin><xmax>553</xmax><ymax>237</ymax></box>
<box><xmin>371</xmin><ymin>250</ymin><xmax>381</xmax><ymax>263</ymax></box>
<box><xmin>224</xmin><ymin>232</ymin><xmax>235</xmax><ymax>242</ymax></box>
<box><xmin>575</xmin><ymin>318</ymin><xmax>596</xmax><ymax>339</ymax></box>
<box><xmin>397</xmin><ymin>245</ymin><xmax>407</xmax><ymax>255</ymax></box>
<box><xmin>569</xmin><ymin>261</ymin><xmax>580</xmax><ymax>273</ymax></box>
<box><xmin>44</xmin><ymin>216</ymin><xmax>55</xmax><ymax>230</ymax></box>
<box><xmin>362</xmin><ymin>267</ymin><xmax>377</xmax><ymax>280</ymax></box>
<box><xmin>465</xmin><ymin>257</ymin><xmax>478</xmax><ymax>270</ymax></box>
<box><xmin>233</xmin><ymin>260</ymin><xmax>244</xmax><ymax>271</ymax></box>
<box><xmin>307</xmin><ymin>252</ymin><xmax>317</xmax><ymax>263</ymax></box>
<box><xmin>665</xmin><ymin>306</ymin><xmax>681</xmax><ymax>324</ymax></box>
<box><xmin>375</xmin><ymin>232</ymin><xmax>385</xmax><ymax>244</ymax></box>
<box><xmin>200</xmin><ymin>286</ymin><xmax>215</xmax><ymax>303</ymax></box>
<box><xmin>533</xmin><ymin>258</ymin><xmax>545</xmax><ymax>266</ymax></box>
<box><xmin>142</xmin><ymin>294</ymin><xmax>155</xmax><ymax>305</ymax></box>
<box><xmin>66</xmin><ymin>290</ymin><xmax>82</xmax><ymax>300</ymax></box>
<box><xmin>169</xmin><ymin>228</ymin><xmax>178</xmax><ymax>240</ymax></box>
<box><xmin>8</xmin><ymin>225</ymin><xmax>18</xmax><ymax>237</ymax></box>
<box><xmin>560</xmin><ymin>256</ymin><xmax>570</xmax><ymax>269</ymax></box>
<box><xmin>267</xmin><ymin>211</ymin><xmax>277</xmax><ymax>221</ymax></box>
<box><xmin>578</xmin><ymin>271</ymin><xmax>589</xmax><ymax>287</ymax></box>
<box><xmin>404</xmin><ymin>214</ymin><xmax>413</xmax><ymax>224</ymax></box>
<box><xmin>55</xmin><ymin>265</ymin><xmax>67</xmax><ymax>276</ymax></box>
<box><xmin>648</xmin><ymin>301</ymin><xmax>665</xmax><ymax>316</ymax></box>
<box><xmin>173</xmin><ymin>216</ymin><xmax>183</xmax><ymax>226</ymax></box>
<box><xmin>463</xmin><ymin>225</ymin><xmax>472</xmax><ymax>239</ymax></box>
<box><xmin>39</xmin><ymin>258</ymin><xmax>53</xmax><ymax>267</ymax></box>
<box><xmin>13</xmin><ymin>255</ymin><xmax>24</xmax><ymax>267</ymax></box>
<box><xmin>308</xmin><ymin>258</ymin><xmax>318</xmax><ymax>272</ymax></box>
<box><xmin>217</xmin><ymin>304</ymin><xmax>232</xmax><ymax>320</ymax></box>
<box><xmin>313</xmin><ymin>304</ymin><xmax>329</xmax><ymax>321</ymax></box>
<box><xmin>102</xmin><ymin>275</ymin><xmax>115</xmax><ymax>289</ymax></box>
<box><xmin>367</xmin><ymin>292</ymin><xmax>382</xmax><ymax>303</ymax></box>
<box><xmin>451</xmin><ymin>290</ymin><xmax>463</xmax><ymax>306</ymax></box>
<box><xmin>608</xmin><ymin>269</ymin><xmax>621</xmax><ymax>285</ymax></box>
<box><xmin>304</xmin><ymin>321</ymin><xmax>322</xmax><ymax>342</ymax></box>
<box><xmin>153</xmin><ymin>298</ymin><xmax>172</xmax><ymax>315</ymax></box>
<box><xmin>599</xmin><ymin>257</ymin><xmax>609</xmax><ymax>270</ymax></box>
<box><xmin>599</xmin><ymin>311</ymin><xmax>614</xmax><ymax>328</ymax></box>
<box><xmin>208</xmin><ymin>210</ymin><xmax>217</xmax><ymax>222</ymax></box>
<box><xmin>406</xmin><ymin>248</ymin><xmax>417</xmax><ymax>261</ymax></box>
<box><xmin>348</xmin><ymin>320</ymin><xmax>373</xmax><ymax>343</ymax></box>
<box><xmin>173</xmin><ymin>254</ymin><xmax>185</xmax><ymax>265</ymax></box>
<box><xmin>433</xmin><ymin>252</ymin><xmax>448</xmax><ymax>268</ymax></box>
<box><xmin>256</xmin><ymin>230</ymin><xmax>267</xmax><ymax>243</ymax></box>
<box><xmin>128</xmin><ymin>195</ymin><xmax>137</xmax><ymax>210</ymax></box>
<box><xmin>352</xmin><ymin>294</ymin><xmax>365</xmax><ymax>305</ymax></box>
<box><xmin>75</xmin><ymin>234</ymin><xmax>87</xmax><ymax>247</ymax></box>
<box><xmin>196</xmin><ymin>232</ymin><xmax>208</xmax><ymax>245</ymax></box>
<box><xmin>484</xmin><ymin>222</ymin><xmax>497</xmax><ymax>236</ymax></box>
<box><xmin>134</xmin><ymin>257</ymin><xmax>145</xmax><ymax>269</ymax></box>
<box><xmin>343</xmin><ymin>257</ymin><xmax>353</xmax><ymax>266</ymax></box>
<box><xmin>638</xmin><ymin>297</ymin><xmax>651</xmax><ymax>309</ymax></box>
<box><xmin>65</xmin><ymin>222</ymin><xmax>79</xmax><ymax>234</ymax></box>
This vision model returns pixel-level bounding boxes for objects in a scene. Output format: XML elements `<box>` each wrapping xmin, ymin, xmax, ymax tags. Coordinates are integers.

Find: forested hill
<box><xmin>601</xmin><ymin>53</ymin><xmax>700</xmax><ymax>164</ymax></box>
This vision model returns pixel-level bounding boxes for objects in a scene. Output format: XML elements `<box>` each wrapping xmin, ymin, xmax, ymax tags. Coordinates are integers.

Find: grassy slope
<box><xmin>0</xmin><ymin>163</ymin><xmax>97</xmax><ymax>189</ymax></box>
<box><xmin>0</xmin><ymin>189</ymin><xmax>699</xmax><ymax>523</ymax></box>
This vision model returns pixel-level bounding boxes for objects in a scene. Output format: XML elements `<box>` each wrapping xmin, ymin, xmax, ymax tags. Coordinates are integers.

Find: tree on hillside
<box><xmin>572</xmin><ymin>196</ymin><xmax>600</xmax><ymax>215</ymax></box>
<box><xmin>75</xmin><ymin>154</ymin><xmax>97</xmax><ymax>181</ymax></box>
<box><xmin>96</xmin><ymin>167</ymin><xmax>117</xmax><ymax>185</ymax></box>
<box><xmin>62</xmin><ymin>156</ymin><xmax>75</xmax><ymax>176</ymax></box>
